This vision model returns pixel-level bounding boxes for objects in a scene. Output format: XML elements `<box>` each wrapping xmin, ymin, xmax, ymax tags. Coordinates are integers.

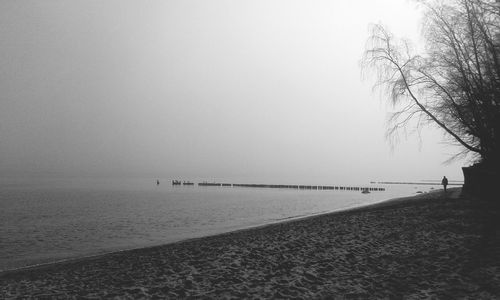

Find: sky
<box><xmin>0</xmin><ymin>0</ymin><xmax>468</xmax><ymax>184</ymax></box>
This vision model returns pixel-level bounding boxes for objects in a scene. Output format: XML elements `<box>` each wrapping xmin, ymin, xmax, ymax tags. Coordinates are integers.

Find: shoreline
<box><xmin>3</xmin><ymin>186</ymin><xmax>499</xmax><ymax>298</ymax></box>
<box><xmin>0</xmin><ymin>188</ymin><xmax>444</xmax><ymax>275</ymax></box>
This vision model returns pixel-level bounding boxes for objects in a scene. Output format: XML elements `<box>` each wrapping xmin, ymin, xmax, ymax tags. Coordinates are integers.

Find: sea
<box><xmin>0</xmin><ymin>177</ymin><xmax>436</xmax><ymax>271</ymax></box>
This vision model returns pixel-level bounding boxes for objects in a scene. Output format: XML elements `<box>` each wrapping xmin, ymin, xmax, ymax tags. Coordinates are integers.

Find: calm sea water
<box><xmin>0</xmin><ymin>178</ymin><xmax>433</xmax><ymax>271</ymax></box>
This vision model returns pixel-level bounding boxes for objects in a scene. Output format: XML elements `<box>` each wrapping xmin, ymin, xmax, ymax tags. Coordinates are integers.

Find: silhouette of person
<box><xmin>441</xmin><ymin>176</ymin><xmax>448</xmax><ymax>192</ymax></box>
<box><xmin>156</xmin><ymin>179</ymin><xmax>160</xmax><ymax>186</ymax></box>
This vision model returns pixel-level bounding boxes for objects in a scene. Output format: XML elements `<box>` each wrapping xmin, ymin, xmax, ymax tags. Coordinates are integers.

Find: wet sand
<box><xmin>2</xmin><ymin>188</ymin><xmax>500</xmax><ymax>299</ymax></box>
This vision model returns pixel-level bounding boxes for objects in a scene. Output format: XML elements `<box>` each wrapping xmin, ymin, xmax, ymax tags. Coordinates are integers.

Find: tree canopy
<box><xmin>362</xmin><ymin>0</ymin><xmax>500</xmax><ymax>169</ymax></box>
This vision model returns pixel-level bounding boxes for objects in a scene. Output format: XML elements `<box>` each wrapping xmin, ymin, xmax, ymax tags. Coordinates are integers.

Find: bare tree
<box><xmin>362</xmin><ymin>0</ymin><xmax>500</xmax><ymax>170</ymax></box>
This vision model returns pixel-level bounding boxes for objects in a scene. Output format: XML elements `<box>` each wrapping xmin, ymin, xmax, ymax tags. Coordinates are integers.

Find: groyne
<box><xmin>179</xmin><ymin>182</ymin><xmax>386</xmax><ymax>192</ymax></box>
<box><xmin>375</xmin><ymin>181</ymin><xmax>462</xmax><ymax>186</ymax></box>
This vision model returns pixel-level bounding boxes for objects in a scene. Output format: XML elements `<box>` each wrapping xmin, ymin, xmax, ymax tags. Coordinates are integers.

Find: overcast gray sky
<box><xmin>0</xmin><ymin>0</ymin><xmax>467</xmax><ymax>184</ymax></box>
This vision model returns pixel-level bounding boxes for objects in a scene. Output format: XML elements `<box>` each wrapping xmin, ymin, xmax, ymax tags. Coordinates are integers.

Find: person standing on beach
<box><xmin>441</xmin><ymin>176</ymin><xmax>448</xmax><ymax>192</ymax></box>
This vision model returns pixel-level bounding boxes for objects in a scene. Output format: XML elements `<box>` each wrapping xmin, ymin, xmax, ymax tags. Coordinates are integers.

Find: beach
<box><xmin>1</xmin><ymin>187</ymin><xmax>499</xmax><ymax>299</ymax></box>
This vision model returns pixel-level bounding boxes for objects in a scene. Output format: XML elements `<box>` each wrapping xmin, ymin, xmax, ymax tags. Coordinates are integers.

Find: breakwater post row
<box><xmin>171</xmin><ymin>180</ymin><xmax>194</xmax><ymax>186</ymax></box>
<box><xmin>180</xmin><ymin>182</ymin><xmax>385</xmax><ymax>191</ymax></box>
<box><xmin>375</xmin><ymin>181</ymin><xmax>463</xmax><ymax>186</ymax></box>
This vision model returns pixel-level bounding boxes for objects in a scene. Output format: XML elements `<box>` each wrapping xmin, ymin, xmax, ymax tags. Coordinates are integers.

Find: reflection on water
<box><xmin>0</xmin><ymin>178</ymin><xmax>431</xmax><ymax>271</ymax></box>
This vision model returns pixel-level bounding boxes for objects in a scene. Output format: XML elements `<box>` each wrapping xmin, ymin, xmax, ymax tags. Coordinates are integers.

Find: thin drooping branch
<box><xmin>362</xmin><ymin>24</ymin><xmax>482</xmax><ymax>154</ymax></box>
<box><xmin>389</xmin><ymin>41</ymin><xmax>482</xmax><ymax>153</ymax></box>
<box><xmin>362</xmin><ymin>0</ymin><xmax>500</xmax><ymax>167</ymax></box>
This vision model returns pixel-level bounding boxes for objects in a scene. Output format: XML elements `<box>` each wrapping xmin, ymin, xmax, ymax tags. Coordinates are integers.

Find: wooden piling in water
<box><xmin>191</xmin><ymin>181</ymin><xmax>385</xmax><ymax>192</ymax></box>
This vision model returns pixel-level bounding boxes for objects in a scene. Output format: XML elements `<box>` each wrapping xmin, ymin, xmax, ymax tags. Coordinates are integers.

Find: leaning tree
<box><xmin>362</xmin><ymin>0</ymin><xmax>500</xmax><ymax>172</ymax></box>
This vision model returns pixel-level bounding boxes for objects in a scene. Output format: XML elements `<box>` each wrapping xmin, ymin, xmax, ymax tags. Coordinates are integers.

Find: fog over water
<box><xmin>0</xmin><ymin>0</ymin><xmax>466</xmax><ymax>184</ymax></box>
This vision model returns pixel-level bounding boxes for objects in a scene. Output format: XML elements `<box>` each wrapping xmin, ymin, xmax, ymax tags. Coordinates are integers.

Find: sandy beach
<box><xmin>1</xmin><ymin>187</ymin><xmax>499</xmax><ymax>299</ymax></box>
